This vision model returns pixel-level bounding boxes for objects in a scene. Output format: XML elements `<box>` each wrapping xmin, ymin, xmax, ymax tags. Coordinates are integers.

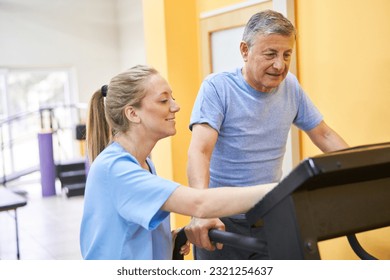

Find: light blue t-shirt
<box><xmin>190</xmin><ymin>68</ymin><xmax>323</xmax><ymax>187</ymax></box>
<box><xmin>80</xmin><ymin>142</ymin><xmax>180</xmax><ymax>260</ymax></box>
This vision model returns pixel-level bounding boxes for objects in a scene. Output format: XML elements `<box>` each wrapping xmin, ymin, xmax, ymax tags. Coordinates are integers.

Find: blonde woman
<box><xmin>80</xmin><ymin>65</ymin><xmax>275</xmax><ymax>260</ymax></box>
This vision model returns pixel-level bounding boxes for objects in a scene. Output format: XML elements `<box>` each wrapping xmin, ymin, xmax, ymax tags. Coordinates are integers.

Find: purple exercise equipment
<box><xmin>38</xmin><ymin>132</ymin><xmax>56</xmax><ymax>197</ymax></box>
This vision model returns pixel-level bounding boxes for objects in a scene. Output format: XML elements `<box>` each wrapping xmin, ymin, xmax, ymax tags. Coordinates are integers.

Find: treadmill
<box><xmin>173</xmin><ymin>142</ymin><xmax>390</xmax><ymax>260</ymax></box>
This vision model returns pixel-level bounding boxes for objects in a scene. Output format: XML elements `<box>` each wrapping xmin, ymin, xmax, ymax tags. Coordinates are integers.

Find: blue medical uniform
<box><xmin>80</xmin><ymin>142</ymin><xmax>179</xmax><ymax>259</ymax></box>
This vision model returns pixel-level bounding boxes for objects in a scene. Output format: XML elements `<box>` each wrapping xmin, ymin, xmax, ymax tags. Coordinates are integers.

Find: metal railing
<box><xmin>0</xmin><ymin>103</ymin><xmax>87</xmax><ymax>185</ymax></box>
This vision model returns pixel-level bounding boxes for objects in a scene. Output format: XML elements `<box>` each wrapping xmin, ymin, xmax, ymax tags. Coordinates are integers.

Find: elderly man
<box><xmin>186</xmin><ymin>9</ymin><xmax>348</xmax><ymax>260</ymax></box>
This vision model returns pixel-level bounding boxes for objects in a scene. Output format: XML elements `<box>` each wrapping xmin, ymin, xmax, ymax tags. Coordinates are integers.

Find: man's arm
<box><xmin>305</xmin><ymin>120</ymin><xmax>349</xmax><ymax>152</ymax></box>
<box><xmin>187</xmin><ymin>124</ymin><xmax>218</xmax><ymax>189</ymax></box>
<box><xmin>186</xmin><ymin>123</ymin><xmax>225</xmax><ymax>250</ymax></box>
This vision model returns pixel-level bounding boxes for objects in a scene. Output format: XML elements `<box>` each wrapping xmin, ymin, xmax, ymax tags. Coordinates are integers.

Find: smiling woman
<box><xmin>79</xmin><ymin>64</ymin><xmax>277</xmax><ymax>260</ymax></box>
<box><xmin>132</xmin><ymin>73</ymin><xmax>180</xmax><ymax>142</ymax></box>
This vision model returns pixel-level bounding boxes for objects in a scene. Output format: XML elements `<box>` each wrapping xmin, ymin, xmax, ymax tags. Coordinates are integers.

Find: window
<box><xmin>0</xmin><ymin>68</ymin><xmax>84</xmax><ymax>184</ymax></box>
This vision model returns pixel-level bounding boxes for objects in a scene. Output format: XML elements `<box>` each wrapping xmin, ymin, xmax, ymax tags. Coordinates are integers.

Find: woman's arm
<box><xmin>161</xmin><ymin>183</ymin><xmax>277</xmax><ymax>218</ymax></box>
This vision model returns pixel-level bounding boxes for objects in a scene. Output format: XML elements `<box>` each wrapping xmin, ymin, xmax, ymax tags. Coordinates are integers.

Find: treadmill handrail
<box><xmin>172</xmin><ymin>228</ymin><xmax>265</xmax><ymax>260</ymax></box>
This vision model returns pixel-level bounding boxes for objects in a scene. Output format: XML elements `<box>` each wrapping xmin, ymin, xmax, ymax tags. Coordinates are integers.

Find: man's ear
<box><xmin>240</xmin><ymin>41</ymin><xmax>249</xmax><ymax>62</ymax></box>
<box><xmin>124</xmin><ymin>105</ymin><xmax>141</xmax><ymax>123</ymax></box>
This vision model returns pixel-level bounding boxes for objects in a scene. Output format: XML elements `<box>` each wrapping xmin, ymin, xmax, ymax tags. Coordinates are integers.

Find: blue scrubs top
<box><xmin>80</xmin><ymin>142</ymin><xmax>180</xmax><ymax>259</ymax></box>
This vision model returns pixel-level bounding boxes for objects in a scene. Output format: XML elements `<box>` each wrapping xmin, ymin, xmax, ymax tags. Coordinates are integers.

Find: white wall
<box><xmin>0</xmin><ymin>0</ymin><xmax>146</xmax><ymax>103</ymax></box>
<box><xmin>117</xmin><ymin>0</ymin><xmax>146</xmax><ymax>70</ymax></box>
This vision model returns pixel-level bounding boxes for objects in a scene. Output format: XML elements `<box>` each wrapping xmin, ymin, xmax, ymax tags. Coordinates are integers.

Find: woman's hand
<box><xmin>172</xmin><ymin>228</ymin><xmax>191</xmax><ymax>256</ymax></box>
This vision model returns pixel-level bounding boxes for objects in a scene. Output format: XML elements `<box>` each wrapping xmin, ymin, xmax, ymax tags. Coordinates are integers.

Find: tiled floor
<box><xmin>0</xmin><ymin>174</ymin><xmax>84</xmax><ymax>260</ymax></box>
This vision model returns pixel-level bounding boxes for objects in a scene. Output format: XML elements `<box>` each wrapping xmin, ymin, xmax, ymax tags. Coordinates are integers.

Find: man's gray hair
<box><xmin>242</xmin><ymin>9</ymin><xmax>296</xmax><ymax>48</ymax></box>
